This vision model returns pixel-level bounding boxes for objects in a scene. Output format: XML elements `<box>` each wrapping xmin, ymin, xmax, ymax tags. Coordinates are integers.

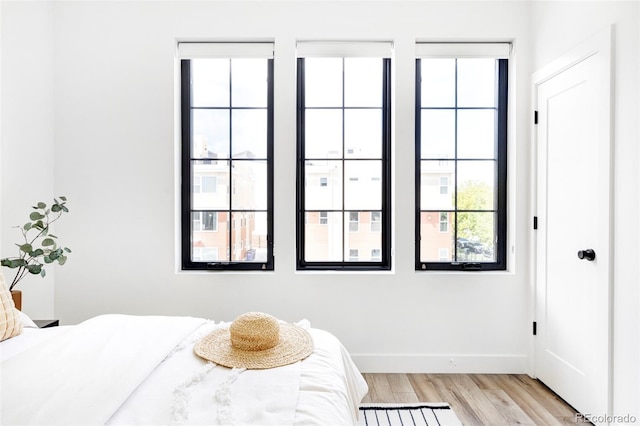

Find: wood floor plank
<box><xmin>447</xmin><ymin>374</ymin><xmax>512</xmax><ymax>425</ymax></box>
<box><xmin>407</xmin><ymin>374</ymin><xmax>443</xmax><ymax>401</ymax></box>
<box><xmin>363</xmin><ymin>373</ymin><xmax>394</xmax><ymax>403</ymax></box>
<box><xmin>484</xmin><ymin>389</ymin><xmax>538</xmax><ymax>425</ymax></box>
<box><xmin>489</xmin><ymin>374</ymin><xmax>573</xmax><ymax>426</ymax></box>
<box><xmin>393</xmin><ymin>392</ymin><xmax>420</xmax><ymax>403</ymax></box>
<box><xmin>387</xmin><ymin>373</ymin><xmax>414</xmax><ymax>393</ymax></box>
<box><xmin>469</xmin><ymin>373</ymin><xmax>501</xmax><ymax>390</ymax></box>
<box><xmin>428</xmin><ymin>374</ymin><xmax>485</xmax><ymax>425</ymax></box>
<box><xmin>515</xmin><ymin>375</ymin><xmax>578</xmax><ymax>418</ymax></box>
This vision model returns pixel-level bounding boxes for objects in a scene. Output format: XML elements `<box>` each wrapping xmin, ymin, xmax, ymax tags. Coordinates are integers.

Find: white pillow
<box><xmin>0</xmin><ymin>270</ymin><xmax>23</xmax><ymax>341</ymax></box>
<box><xmin>18</xmin><ymin>310</ymin><xmax>38</xmax><ymax>328</ymax></box>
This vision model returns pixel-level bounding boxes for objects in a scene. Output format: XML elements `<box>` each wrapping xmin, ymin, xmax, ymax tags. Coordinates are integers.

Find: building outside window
<box><xmin>180</xmin><ymin>42</ymin><xmax>274</xmax><ymax>271</ymax></box>
<box><xmin>415</xmin><ymin>43</ymin><xmax>509</xmax><ymax>271</ymax></box>
<box><xmin>296</xmin><ymin>42</ymin><xmax>392</xmax><ymax>270</ymax></box>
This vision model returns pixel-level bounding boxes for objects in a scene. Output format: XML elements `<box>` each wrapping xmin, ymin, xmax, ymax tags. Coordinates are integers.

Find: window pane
<box><xmin>421</xmin><ymin>109</ymin><xmax>455</xmax><ymax>159</ymax></box>
<box><xmin>230</xmin><ymin>212</ymin><xmax>268</xmax><ymax>262</ymax></box>
<box><xmin>305</xmin><ymin>58</ymin><xmax>342</xmax><ymax>107</ymax></box>
<box><xmin>232</xmin><ymin>160</ymin><xmax>267</xmax><ymax>210</ymax></box>
<box><xmin>458</xmin><ymin>110</ymin><xmax>496</xmax><ymax>159</ymax></box>
<box><xmin>456</xmin><ymin>212</ymin><xmax>496</xmax><ymax>262</ymax></box>
<box><xmin>345</xmin><ymin>109</ymin><xmax>382</xmax><ymax>159</ymax></box>
<box><xmin>419</xmin><ymin>211</ymin><xmax>454</xmax><ymax>262</ymax></box>
<box><xmin>305</xmin><ymin>110</ymin><xmax>342</xmax><ymax>159</ymax></box>
<box><xmin>421</xmin><ymin>58</ymin><xmax>455</xmax><ymax>107</ymax></box>
<box><xmin>420</xmin><ymin>160</ymin><xmax>455</xmax><ymax>210</ymax></box>
<box><xmin>231</xmin><ymin>58</ymin><xmax>267</xmax><ymax>107</ymax></box>
<box><xmin>305</xmin><ymin>160</ymin><xmax>342</xmax><ymax>210</ymax></box>
<box><xmin>344</xmin><ymin>160</ymin><xmax>381</xmax><ymax>210</ymax></box>
<box><xmin>192</xmin><ymin>211</ymin><xmax>228</xmax><ymax>261</ymax></box>
<box><xmin>192</xmin><ymin>109</ymin><xmax>229</xmax><ymax>159</ymax></box>
<box><xmin>232</xmin><ymin>110</ymin><xmax>267</xmax><ymax>158</ymax></box>
<box><xmin>457</xmin><ymin>58</ymin><xmax>496</xmax><ymax>107</ymax></box>
<box><xmin>305</xmin><ymin>212</ymin><xmax>343</xmax><ymax>261</ymax></box>
<box><xmin>192</xmin><ymin>59</ymin><xmax>229</xmax><ymax>107</ymax></box>
<box><xmin>457</xmin><ymin>161</ymin><xmax>495</xmax><ymax>211</ymax></box>
<box><xmin>192</xmin><ymin>160</ymin><xmax>229</xmax><ymax>210</ymax></box>
<box><xmin>345</xmin><ymin>211</ymin><xmax>381</xmax><ymax>261</ymax></box>
<box><xmin>344</xmin><ymin>58</ymin><xmax>382</xmax><ymax>107</ymax></box>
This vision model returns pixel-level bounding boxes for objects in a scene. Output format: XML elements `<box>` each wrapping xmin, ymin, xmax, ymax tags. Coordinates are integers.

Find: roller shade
<box><xmin>177</xmin><ymin>42</ymin><xmax>274</xmax><ymax>59</ymax></box>
<box><xmin>416</xmin><ymin>43</ymin><xmax>511</xmax><ymax>59</ymax></box>
<box><xmin>296</xmin><ymin>41</ymin><xmax>393</xmax><ymax>58</ymax></box>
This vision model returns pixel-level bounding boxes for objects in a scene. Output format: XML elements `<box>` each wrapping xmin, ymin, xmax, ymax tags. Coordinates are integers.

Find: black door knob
<box><xmin>577</xmin><ymin>249</ymin><xmax>596</xmax><ymax>261</ymax></box>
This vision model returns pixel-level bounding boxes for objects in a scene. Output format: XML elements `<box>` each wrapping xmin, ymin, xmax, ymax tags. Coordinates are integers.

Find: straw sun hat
<box><xmin>194</xmin><ymin>312</ymin><xmax>314</xmax><ymax>369</ymax></box>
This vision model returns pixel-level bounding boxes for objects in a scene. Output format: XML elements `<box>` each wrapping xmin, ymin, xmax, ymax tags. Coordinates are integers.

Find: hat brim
<box><xmin>194</xmin><ymin>323</ymin><xmax>314</xmax><ymax>370</ymax></box>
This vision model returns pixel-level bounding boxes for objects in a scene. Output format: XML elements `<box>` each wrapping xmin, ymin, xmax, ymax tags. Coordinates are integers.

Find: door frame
<box><xmin>530</xmin><ymin>26</ymin><xmax>613</xmax><ymax>414</ymax></box>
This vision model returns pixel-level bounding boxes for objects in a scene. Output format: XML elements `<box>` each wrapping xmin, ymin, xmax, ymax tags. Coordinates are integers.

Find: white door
<box><xmin>534</xmin><ymin>29</ymin><xmax>612</xmax><ymax>422</ymax></box>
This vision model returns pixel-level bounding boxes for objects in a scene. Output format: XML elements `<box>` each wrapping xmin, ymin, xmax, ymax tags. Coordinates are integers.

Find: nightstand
<box><xmin>33</xmin><ymin>319</ymin><xmax>59</xmax><ymax>328</ymax></box>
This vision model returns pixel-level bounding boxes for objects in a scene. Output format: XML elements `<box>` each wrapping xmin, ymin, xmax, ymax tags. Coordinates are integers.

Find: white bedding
<box><xmin>0</xmin><ymin>314</ymin><xmax>368</xmax><ymax>426</ymax></box>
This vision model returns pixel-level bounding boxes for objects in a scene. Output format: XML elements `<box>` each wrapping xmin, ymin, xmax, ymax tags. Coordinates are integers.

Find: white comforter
<box><xmin>1</xmin><ymin>314</ymin><xmax>368</xmax><ymax>426</ymax></box>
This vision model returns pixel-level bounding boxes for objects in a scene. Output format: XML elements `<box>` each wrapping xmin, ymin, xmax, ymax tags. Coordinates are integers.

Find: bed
<box><xmin>1</xmin><ymin>312</ymin><xmax>369</xmax><ymax>425</ymax></box>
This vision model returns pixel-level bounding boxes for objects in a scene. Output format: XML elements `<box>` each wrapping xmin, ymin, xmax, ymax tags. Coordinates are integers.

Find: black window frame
<box><xmin>415</xmin><ymin>57</ymin><xmax>508</xmax><ymax>271</ymax></box>
<box><xmin>296</xmin><ymin>57</ymin><xmax>392</xmax><ymax>271</ymax></box>
<box><xmin>181</xmin><ymin>58</ymin><xmax>275</xmax><ymax>271</ymax></box>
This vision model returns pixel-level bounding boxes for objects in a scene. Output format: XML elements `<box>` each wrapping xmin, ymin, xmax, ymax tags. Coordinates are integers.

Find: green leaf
<box><xmin>23</xmin><ymin>223</ymin><xmax>32</xmax><ymax>231</ymax></box>
<box><xmin>1</xmin><ymin>259</ymin><xmax>13</xmax><ymax>267</ymax></box>
<box><xmin>5</xmin><ymin>259</ymin><xmax>27</xmax><ymax>268</ymax></box>
<box><xmin>51</xmin><ymin>204</ymin><xmax>61</xmax><ymax>213</ymax></box>
<box><xmin>64</xmin><ymin>247</ymin><xmax>72</xmax><ymax>253</ymax></box>
<box><xmin>60</xmin><ymin>196</ymin><xmax>67</xmax><ymax>201</ymax></box>
<box><xmin>37</xmin><ymin>202</ymin><xmax>46</xmax><ymax>209</ymax></box>
<box><xmin>41</xmin><ymin>269</ymin><xmax>46</xmax><ymax>278</ymax></box>
<box><xmin>43</xmin><ymin>255</ymin><xmax>53</xmax><ymax>264</ymax></box>
<box><xmin>19</xmin><ymin>243</ymin><xmax>34</xmax><ymax>254</ymax></box>
<box><xmin>29</xmin><ymin>212</ymin><xmax>45</xmax><ymax>221</ymax></box>
<box><xmin>48</xmin><ymin>250</ymin><xmax>60</xmax><ymax>261</ymax></box>
<box><xmin>42</xmin><ymin>238</ymin><xmax>55</xmax><ymax>247</ymax></box>
<box><xmin>58</xmin><ymin>256</ymin><xmax>67</xmax><ymax>266</ymax></box>
<box><xmin>62</xmin><ymin>206</ymin><xmax>69</xmax><ymax>213</ymax></box>
<box><xmin>27</xmin><ymin>264</ymin><xmax>42</xmax><ymax>275</ymax></box>
<box><xmin>31</xmin><ymin>248</ymin><xmax>44</xmax><ymax>257</ymax></box>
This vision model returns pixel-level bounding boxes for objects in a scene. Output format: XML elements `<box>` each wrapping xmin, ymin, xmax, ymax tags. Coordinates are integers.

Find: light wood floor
<box><xmin>362</xmin><ymin>373</ymin><xmax>585</xmax><ymax>425</ymax></box>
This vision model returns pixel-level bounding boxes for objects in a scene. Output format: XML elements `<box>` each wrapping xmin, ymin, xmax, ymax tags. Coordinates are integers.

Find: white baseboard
<box><xmin>352</xmin><ymin>354</ymin><xmax>528</xmax><ymax>374</ymax></box>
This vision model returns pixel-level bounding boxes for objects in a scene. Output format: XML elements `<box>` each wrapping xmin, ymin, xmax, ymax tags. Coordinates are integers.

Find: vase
<box><xmin>10</xmin><ymin>290</ymin><xmax>22</xmax><ymax>311</ymax></box>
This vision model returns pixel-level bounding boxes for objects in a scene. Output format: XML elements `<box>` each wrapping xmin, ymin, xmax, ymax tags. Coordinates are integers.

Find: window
<box><xmin>415</xmin><ymin>43</ymin><xmax>509</xmax><ymax>271</ymax></box>
<box><xmin>180</xmin><ymin>42</ymin><xmax>274</xmax><ymax>271</ymax></box>
<box><xmin>371</xmin><ymin>248</ymin><xmax>382</xmax><ymax>261</ymax></box>
<box><xmin>296</xmin><ymin>42</ymin><xmax>392</xmax><ymax>270</ymax></box>
<box><xmin>319</xmin><ymin>211</ymin><xmax>328</xmax><ymax>225</ymax></box>
<box><xmin>371</xmin><ymin>211</ymin><xmax>381</xmax><ymax>232</ymax></box>
<box><xmin>192</xmin><ymin>211</ymin><xmax>218</xmax><ymax>232</ymax></box>
<box><xmin>439</xmin><ymin>176</ymin><xmax>449</xmax><ymax>195</ymax></box>
<box><xmin>348</xmin><ymin>212</ymin><xmax>359</xmax><ymax>232</ymax></box>
<box><xmin>439</xmin><ymin>212</ymin><xmax>448</xmax><ymax>233</ymax></box>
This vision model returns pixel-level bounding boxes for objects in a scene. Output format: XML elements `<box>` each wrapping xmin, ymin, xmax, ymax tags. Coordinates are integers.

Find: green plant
<box><xmin>1</xmin><ymin>196</ymin><xmax>71</xmax><ymax>291</ymax></box>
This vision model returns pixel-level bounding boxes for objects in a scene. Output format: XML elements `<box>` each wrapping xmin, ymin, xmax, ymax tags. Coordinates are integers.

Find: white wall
<box><xmin>531</xmin><ymin>1</ymin><xmax>639</xmax><ymax>419</ymax></box>
<box><xmin>0</xmin><ymin>1</ymin><xmax>56</xmax><ymax>318</ymax></box>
